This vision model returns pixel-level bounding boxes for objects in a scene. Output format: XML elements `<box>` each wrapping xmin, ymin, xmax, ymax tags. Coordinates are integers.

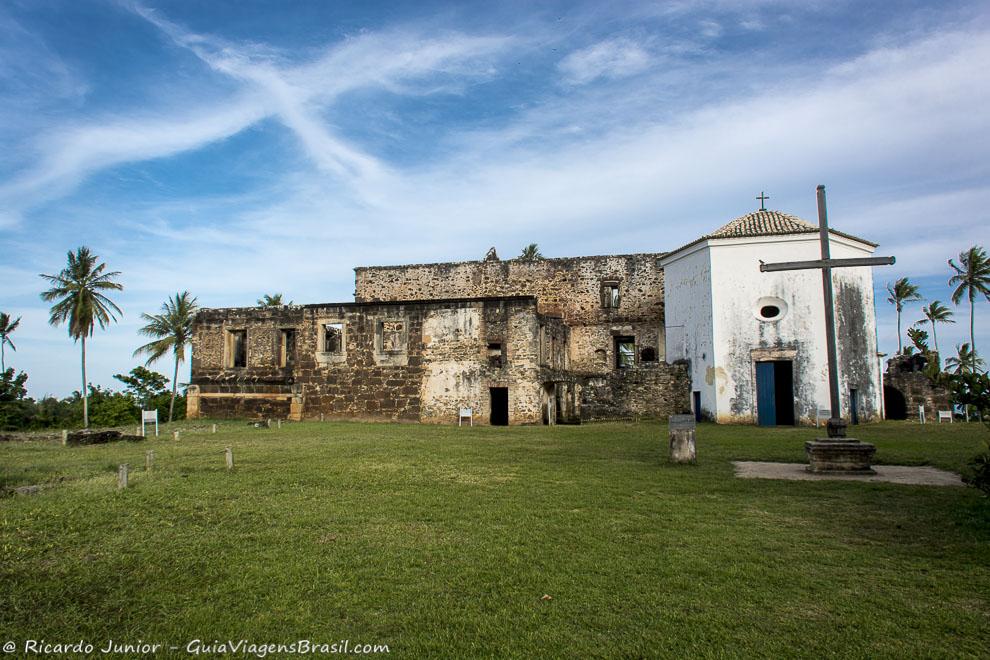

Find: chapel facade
<box><xmin>187</xmin><ymin>210</ymin><xmax>884</xmax><ymax>426</ymax></box>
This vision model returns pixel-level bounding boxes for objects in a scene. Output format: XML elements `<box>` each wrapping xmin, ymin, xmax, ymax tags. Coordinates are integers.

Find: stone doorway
<box><xmin>489</xmin><ymin>387</ymin><xmax>508</xmax><ymax>426</ymax></box>
<box><xmin>883</xmin><ymin>385</ymin><xmax>907</xmax><ymax>420</ymax></box>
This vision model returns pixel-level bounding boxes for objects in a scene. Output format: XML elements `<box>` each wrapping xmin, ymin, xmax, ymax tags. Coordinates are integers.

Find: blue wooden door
<box><xmin>756</xmin><ymin>361</ymin><xmax>776</xmax><ymax>426</ymax></box>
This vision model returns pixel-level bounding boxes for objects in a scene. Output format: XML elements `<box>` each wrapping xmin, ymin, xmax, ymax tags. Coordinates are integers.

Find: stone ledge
<box><xmin>733</xmin><ymin>461</ymin><xmax>963</xmax><ymax>486</ymax></box>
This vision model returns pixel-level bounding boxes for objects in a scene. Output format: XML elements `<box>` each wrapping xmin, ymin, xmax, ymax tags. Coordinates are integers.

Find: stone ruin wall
<box><xmin>355</xmin><ymin>254</ymin><xmax>666</xmax><ymax>373</ymax></box>
<box><xmin>884</xmin><ymin>356</ymin><xmax>952</xmax><ymax>421</ymax></box>
<box><xmin>579</xmin><ymin>362</ymin><xmax>692</xmax><ymax>422</ymax></box>
<box><xmin>189</xmin><ymin>297</ymin><xmax>545</xmax><ymax>425</ymax></box>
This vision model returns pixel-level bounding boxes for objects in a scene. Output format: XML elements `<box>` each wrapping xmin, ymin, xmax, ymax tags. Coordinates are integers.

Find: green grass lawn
<box><xmin>1</xmin><ymin>421</ymin><xmax>988</xmax><ymax>658</ymax></box>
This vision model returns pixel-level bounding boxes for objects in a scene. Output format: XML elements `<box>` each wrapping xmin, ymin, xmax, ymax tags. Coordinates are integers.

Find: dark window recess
<box><xmin>640</xmin><ymin>346</ymin><xmax>657</xmax><ymax>362</ymax></box>
<box><xmin>760</xmin><ymin>305</ymin><xmax>780</xmax><ymax>319</ymax></box>
<box><xmin>615</xmin><ymin>336</ymin><xmax>635</xmax><ymax>369</ymax></box>
<box><xmin>280</xmin><ymin>329</ymin><xmax>296</xmax><ymax>368</ymax></box>
<box><xmin>229</xmin><ymin>330</ymin><xmax>247</xmax><ymax>368</ymax></box>
<box><xmin>601</xmin><ymin>282</ymin><xmax>620</xmax><ymax>308</ymax></box>
<box><xmin>488</xmin><ymin>342</ymin><xmax>503</xmax><ymax>368</ymax></box>
<box><xmin>323</xmin><ymin>323</ymin><xmax>343</xmax><ymax>353</ymax></box>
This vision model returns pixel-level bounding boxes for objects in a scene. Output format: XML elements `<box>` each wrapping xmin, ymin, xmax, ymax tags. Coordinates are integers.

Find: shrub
<box><xmin>948</xmin><ymin>371</ymin><xmax>990</xmax><ymax>495</ymax></box>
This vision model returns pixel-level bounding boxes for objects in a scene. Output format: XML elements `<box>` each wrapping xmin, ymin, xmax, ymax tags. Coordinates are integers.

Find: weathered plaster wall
<box><xmin>189</xmin><ymin>297</ymin><xmax>545</xmax><ymax>425</ymax></box>
<box><xmin>355</xmin><ymin>254</ymin><xmax>666</xmax><ymax>371</ymax></box>
<box><xmin>660</xmin><ymin>244</ymin><xmax>715</xmax><ymax>419</ymax></box>
<box><xmin>706</xmin><ymin>233</ymin><xmax>881</xmax><ymax>424</ymax></box>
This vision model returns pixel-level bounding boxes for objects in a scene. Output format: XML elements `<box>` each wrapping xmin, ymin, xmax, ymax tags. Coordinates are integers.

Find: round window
<box><xmin>754</xmin><ymin>296</ymin><xmax>788</xmax><ymax>322</ymax></box>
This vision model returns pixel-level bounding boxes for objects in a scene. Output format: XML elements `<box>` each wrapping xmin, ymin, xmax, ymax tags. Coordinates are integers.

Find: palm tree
<box><xmin>948</xmin><ymin>245</ymin><xmax>990</xmax><ymax>357</ymax></box>
<box><xmin>886</xmin><ymin>277</ymin><xmax>922</xmax><ymax>354</ymax></box>
<box><xmin>519</xmin><ymin>244</ymin><xmax>543</xmax><ymax>261</ymax></box>
<box><xmin>945</xmin><ymin>342</ymin><xmax>986</xmax><ymax>375</ymax></box>
<box><xmin>0</xmin><ymin>312</ymin><xmax>21</xmax><ymax>372</ymax></box>
<box><xmin>39</xmin><ymin>247</ymin><xmax>123</xmax><ymax>429</ymax></box>
<box><xmin>257</xmin><ymin>293</ymin><xmax>291</xmax><ymax>307</ymax></box>
<box><xmin>134</xmin><ymin>292</ymin><xmax>199</xmax><ymax>423</ymax></box>
<box><xmin>917</xmin><ymin>300</ymin><xmax>954</xmax><ymax>357</ymax></box>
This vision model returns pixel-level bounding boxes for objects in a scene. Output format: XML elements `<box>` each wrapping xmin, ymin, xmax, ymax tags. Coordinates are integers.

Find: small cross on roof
<box><xmin>756</xmin><ymin>191</ymin><xmax>770</xmax><ymax>211</ymax></box>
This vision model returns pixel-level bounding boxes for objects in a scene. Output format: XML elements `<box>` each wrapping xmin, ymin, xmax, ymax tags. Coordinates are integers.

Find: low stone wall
<box><xmin>579</xmin><ymin>361</ymin><xmax>691</xmax><ymax>421</ymax></box>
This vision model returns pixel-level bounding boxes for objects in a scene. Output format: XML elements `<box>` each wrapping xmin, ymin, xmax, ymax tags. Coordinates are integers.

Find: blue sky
<box><xmin>1</xmin><ymin>0</ymin><xmax>988</xmax><ymax>397</ymax></box>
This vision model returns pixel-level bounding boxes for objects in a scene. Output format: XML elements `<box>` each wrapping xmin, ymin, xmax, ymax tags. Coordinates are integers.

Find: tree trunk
<box><xmin>1</xmin><ymin>343</ymin><xmax>5</xmax><ymax>373</ymax></box>
<box><xmin>168</xmin><ymin>354</ymin><xmax>179</xmax><ymax>423</ymax></box>
<box><xmin>81</xmin><ymin>335</ymin><xmax>89</xmax><ymax>429</ymax></box>
<box><xmin>896</xmin><ymin>308</ymin><xmax>902</xmax><ymax>354</ymax></box>
<box><xmin>932</xmin><ymin>323</ymin><xmax>939</xmax><ymax>365</ymax></box>
<box><xmin>971</xmin><ymin>296</ymin><xmax>976</xmax><ymax>359</ymax></box>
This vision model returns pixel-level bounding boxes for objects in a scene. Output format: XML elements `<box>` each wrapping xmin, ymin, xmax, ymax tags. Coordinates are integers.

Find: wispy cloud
<box><xmin>0</xmin><ymin>2</ymin><xmax>514</xmax><ymax>225</ymax></box>
<box><xmin>558</xmin><ymin>37</ymin><xmax>653</xmax><ymax>85</ymax></box>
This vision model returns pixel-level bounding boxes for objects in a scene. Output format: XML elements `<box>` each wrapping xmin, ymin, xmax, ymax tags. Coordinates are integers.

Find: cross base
<box><xmin>805</xmin><ymin>438</ymin><xmax>877</xmax><ymax>474</ymax></box>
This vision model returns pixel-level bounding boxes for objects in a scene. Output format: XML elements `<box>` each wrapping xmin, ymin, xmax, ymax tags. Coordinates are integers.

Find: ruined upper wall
<box><xmin>189</xmin><ymin>296</ymin><xmax>551</xmax><ymax>424</ymax></box>
<box><xmin>354</xmin><ymin>254</ymin><xmax>666</xmax><ymax>326</ymax></box>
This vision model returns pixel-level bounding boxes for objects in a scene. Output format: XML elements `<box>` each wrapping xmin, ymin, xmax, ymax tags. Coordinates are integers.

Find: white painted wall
<box><xmin>664</xmin><ymin>232</ymin><xmax>881</xmax><ymax>424</ymax></box>
<box><xmin>661</xmin><ymin>244</ymin><xmax>716</xmax><ymax>418</ymax></box>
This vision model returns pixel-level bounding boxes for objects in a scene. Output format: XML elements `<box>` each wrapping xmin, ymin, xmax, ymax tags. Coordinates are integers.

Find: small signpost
<box><xmin>141</xmin><ymin>409</ymin><xmax>159</xmax><ymax>437</ymax></box>
<box><xmin>759</xmin><ymin>185</ymin><xmax>895</xmax><ymax>472</ymax></box>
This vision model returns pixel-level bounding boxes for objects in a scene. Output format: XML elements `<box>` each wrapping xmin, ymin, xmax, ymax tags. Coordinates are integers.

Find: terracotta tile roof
<box><xmin>705</xmin><ymin>210</ymin><xmax>819</xmax><ymax>239</ymax></box>
<box><xmin>666</xmin><ymin>209</ymin><xmax>877</xmax><ymax>257</ymax></box>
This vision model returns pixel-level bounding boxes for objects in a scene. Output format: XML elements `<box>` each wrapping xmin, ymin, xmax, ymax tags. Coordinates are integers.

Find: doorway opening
<box><xmin>755</xmin><ymin>360</ymin><xmax>795</xmax><ymax>426</ymax></box>
<box><xmin>883</xmin><ymin>385</ymin><xmax>907</xmax><ymax>420</ymax></box>
<box><xmin>490</xmin><ymin>387</ymin><xmax>509</xmax><ymax>426</ymax></box>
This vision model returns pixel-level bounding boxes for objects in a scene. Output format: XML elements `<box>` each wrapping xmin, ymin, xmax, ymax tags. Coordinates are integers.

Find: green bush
<box><xmin>949</xmin><ymin>371</ymin><xmax>990</xmax><ymax>495</ymax></box>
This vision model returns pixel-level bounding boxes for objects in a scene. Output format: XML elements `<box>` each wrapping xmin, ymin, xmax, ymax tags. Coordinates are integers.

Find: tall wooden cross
<box><xmin>759</xmin><ymin>185</ymin><xmax>895</xmax><ymax>430</ymax></box>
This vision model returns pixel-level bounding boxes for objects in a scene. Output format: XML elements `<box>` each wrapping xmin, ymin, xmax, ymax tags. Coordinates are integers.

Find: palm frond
<box><xmin>40</xmin><ymin>246</ymin><xmax>123</xmax><ymax>340</ymax></box>
<box><xmin>134</xmin><ymin>291</ymin><xmax>199</xmax><ymax>365</ymax></box>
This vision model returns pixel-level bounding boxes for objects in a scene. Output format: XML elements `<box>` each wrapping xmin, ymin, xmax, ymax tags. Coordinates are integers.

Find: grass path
<box><xmin>1</xmin><ymin>421</ymin><xmax>988</xmax><ymax>657</ymax></box>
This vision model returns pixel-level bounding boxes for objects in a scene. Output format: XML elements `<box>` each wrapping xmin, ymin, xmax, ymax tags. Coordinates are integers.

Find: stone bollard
<box><xmin>668</xmin><ymin>414</ymin><xmax>697</xmax><ymax>464</ymax></box>
<box><xmin>61</xmin><ymin>429</ymin><xmax>68</xmax><ymax>446</ymax></box>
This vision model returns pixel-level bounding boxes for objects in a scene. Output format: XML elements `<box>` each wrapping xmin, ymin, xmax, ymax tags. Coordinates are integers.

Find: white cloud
<box><xmin>0</xmin><ymin>3</ymin><xmax>514</xmax><ymax>224</ymax></box>
<box><xmin>558</xmin><ymin>37</ymin><xmax>653</xmax><ymax>85</ymax></box>
<box><xmin>699</xmin><ymin>20</ymin><xmax>723</xmax><ymax>38</ymax></box>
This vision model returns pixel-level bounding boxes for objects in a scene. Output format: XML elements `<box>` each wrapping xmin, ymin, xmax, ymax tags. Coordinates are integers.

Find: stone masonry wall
<box><xmin>189</xmin><ymin>297</ymin><xmax>545</xmax><ymax>424</ymax></box>
<box><xmin>884</xmin><ymin>356</ymin><xmax>952</xmax><ymax>421</ymax></box>
<box><xmin>579</xmin><ymin>361</ymin><xmax>691</xmax><ymax>422</ymax></box>
<box><xmin>355</xmin><ymin>254</ymin><xmax>665</xmax><ymax>372</ymax></box>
